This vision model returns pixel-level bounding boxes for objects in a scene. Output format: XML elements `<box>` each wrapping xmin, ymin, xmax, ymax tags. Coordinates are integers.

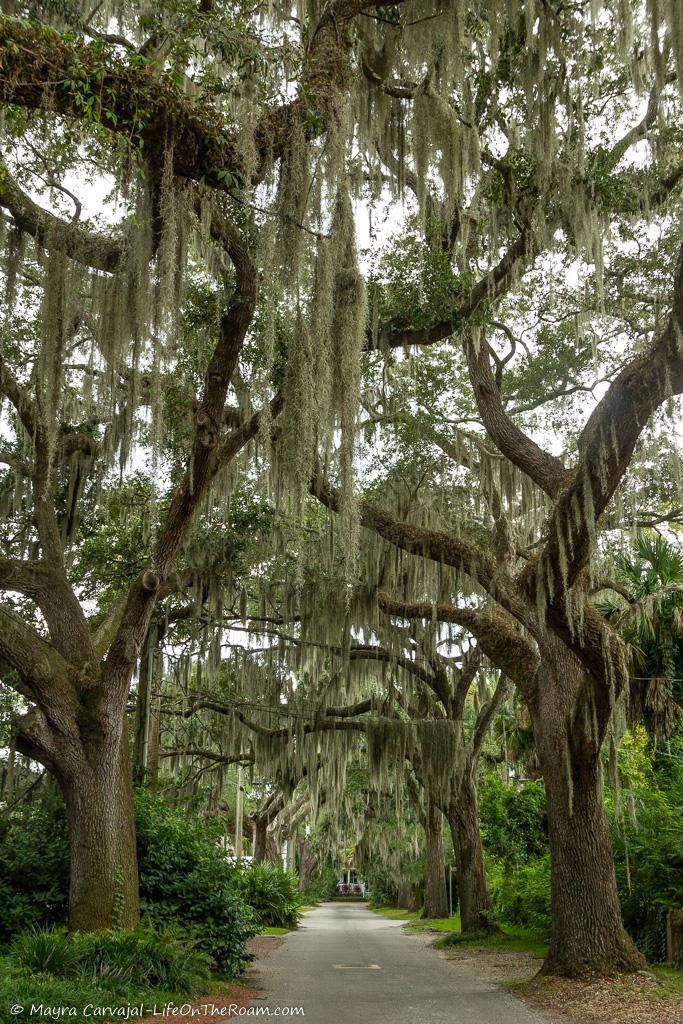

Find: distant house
<box><xmin>336</xmin><ymin>868</ymin><xmax>367</xmax><ymax>897</ymax></box>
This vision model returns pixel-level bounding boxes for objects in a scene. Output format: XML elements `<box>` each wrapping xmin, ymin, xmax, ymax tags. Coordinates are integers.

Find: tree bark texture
<box><xmin>62</xmin><ymin>721</ymin><xmax>139</xmax><ymax>930</ymax></box>
<box><xmin>146</xmin><ymin>689</ymin><xmax>161</xmax><ymax>788</ymax></box>
<box><xmin>134</xmin><ymin>629</ymin><xmax>155</xmax><ymax>782</ymax></box>
<box><xmin>397</xmin><ymin>882</ymin><xmax>420</xmax><ymax>913</ymax></box>
<box><xmin>266</xmin><ymin>832</ymin><xmax>282</xmax><ymax>866</ymax></box>
<box><xmin>533</xmin><ymin>640</ymin><xmax>645</xmax><ymax>976</ymax></box>
<box><xmin>252</xmin><ymin>816</ymin><xmax>268</xmax><ymax>863</ymax></box>
<box><xmin>297</xmin><ymin>837</ymin><xmax>317</xmax><ymax>893</ymax></box>
<box><xmin>447</xmin><ymin>772</ymin><xmax>496</xmax><ymax>933</ymax></box>
<box><xmin>422</xmin><ymin>796</ymin><xmax>449</xmax><ymax>919</ymax></box>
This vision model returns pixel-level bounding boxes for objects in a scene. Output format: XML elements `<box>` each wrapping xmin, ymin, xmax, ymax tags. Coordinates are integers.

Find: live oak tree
<box><xmin>0</xmin><ymin>0</ymin><xmax>404</xmax><ymax>931</ymax></box>
<box><xmin>309</xmin><ymin>314</ymin><xmax>683</xmax><ymax>976</ymax></box>
<box><xmin>310</xmin><ymin>265</ymin><xmax>683</xmax><ymax>974</ymax></box>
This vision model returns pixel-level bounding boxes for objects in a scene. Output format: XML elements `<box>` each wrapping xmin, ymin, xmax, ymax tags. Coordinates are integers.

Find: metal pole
<box><xmin>449</xmin><ymin>866</ymin><xmax>453</xmax><ymax>918</ymax></box>
<box><xmin>235</xmin><ymin>764</ymin><xmax>244</xmax><ymax>858</ymax></box>
<box><xmin>141</xmin><ymin>626</ymin><xmax>155</xmax><ymax>773</ymax></box>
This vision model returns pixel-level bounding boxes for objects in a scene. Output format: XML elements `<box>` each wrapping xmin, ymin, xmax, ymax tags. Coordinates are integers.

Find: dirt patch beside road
<box><xmin>428</xmin><ymin>934</ymin><xmax>683</xmax><ymax>1024</ymax></box>
<box><xmin>247</xmin><ymin>934</ymin><xmax>286</xmax><ymax>961</ymax></box>
<box><xmin>514</xmin><ymin>972</ymin><xmax>683</xmax><ymax>1024</ymax></box>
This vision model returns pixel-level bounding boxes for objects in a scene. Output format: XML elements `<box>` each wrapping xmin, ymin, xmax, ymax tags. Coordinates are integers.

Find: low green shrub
<box><xmin>135</xmin><ymin>792</ymin><xmax>257</xmax><ymax>975</ymax></box>
<box><xmin>76</xmin><ymin>927</ymin><xmax>212</xmax><ymax>991</ymax></box>
<box><xmin>10</xmin><ymin>927</ymin><xmax>80</xmax><ymax>977</ymax></box>
<box><xmin>234</xmin><ymin>864</ymin><xmax>301</xmax><ymax>929</ymax></box>
<box><xmin>0</xmin><ymin>928</ymin><xmax>209</xmax><ymax>1024</ymax></box>
<box><xmin>0</xmin><ymin>952</ymin><xmax>168</xmax><ymax>1024</ymax></box>
<box><xmin>10</xmin><ymin>924</ymin><xmax>211</xmax><ymax>992</ymax></box>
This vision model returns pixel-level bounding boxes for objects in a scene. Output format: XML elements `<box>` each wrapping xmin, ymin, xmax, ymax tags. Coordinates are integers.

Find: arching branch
<box><xmin>367</xmin><ymin>227</ymin><xmax>534</xmax><ymax>352</ymax></box>
<box><xmin>463</xmin><ymin>330</ymin><xmax>570</xmax><ymax>498</ymax></box>
<box><xmin>527</xmin><ymin>245</ymin><xmax>683</xmax><ymax>624</ymax></box>
<box><xmin>377</xmin><ymin>591</ymin><xmax>539</xmax><ymax>689</ymax></box>
<box><xmin>0</xmin><ymin>605</ymin><xmax>74</xmax><ymax>709</ymax></box>
<box><xmin>0</xmin><ymin>352</ymin><xmax>37</xmax><ymax>437</ymax></box>
<box><xmin>0</xmin><ymin>159</ymin><xmax>122</xmax><ymax>271</ymax></box>
<box><xmin>470</xmin><ymin>672</ymin><xmax>511</xmax><ymax>763</ymax></box>
<box><xmin>160</xmin><ymin>748</ymin><xmax>254</xmax><ymax>765</ymax></box>
<box><xmin>312</xmin><ymin>475</ymin><xmax>536</xmax><ymax>632</ymax></box>
<box><xmin>0</xmin><ymin>3</ymin><xmax>402</xmax><ymax>192</ymax></box>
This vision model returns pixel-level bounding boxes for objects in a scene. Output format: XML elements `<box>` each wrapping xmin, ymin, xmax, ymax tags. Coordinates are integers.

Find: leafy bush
<box><xmin>488</xmin><ymin>857</ymin><xmax>551</xmax><ymax>934</ymax></box>
<box><xmin>234</xmin><ymin>864</ymin><xmax>301</xmax><ymax>929</ymax></box>
<box><xmin>76</xmin><ymin>927</ymin><xmax>212</xmax><ymax>991</ymax></box>
<box><xmin>610</xmin><ymin>743</ymin><xmax>683</xmax><ymax>961</ymax></box>
<box><xmin>480</xmin><ymin>776</ymin><xmax>548</xmax><ymax>866</ymax></box>
<box><xmin>10</xmin><ymin>925</ymin><xmax>211</xmax><ymax>993</ymax></box>
<box><xmin>136</xmin><ymin>791</ymin><xmax>257</xmax><ymax>974</ymax></box>
<box><xmin>367</xmin><ymin>891</ymin><xmax>393</xmax><ymax>910</ymax></box>
<box><xmin>0</xmin><ymin>952</ymin><xmax>175</xmax><ymax>1024</ymax></box>
<box><xmin>10</xmin><ymin>927</ymin><xmax>80</xmax><ymax>977</ymax></box>
<box><xmin>365</xmin><ymin>869</ymin><xmax>397</xmax><ymax>909</ymax></box>
<box><xmin>300</xmin><ymin>863</ymin><xmax>337</xmax><ymax>904</ymax></box>
<box><xmin>0</xmin><ymin>795</ymin><xmax>69</xmax><ymax>943</ymax></box>
<box><xmin>0</xmin><ymin>791</ymin><xmax>256</xmax><ymax>977</ymax></box>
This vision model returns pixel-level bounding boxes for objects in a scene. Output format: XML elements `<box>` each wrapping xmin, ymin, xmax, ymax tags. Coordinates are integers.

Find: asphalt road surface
<box><xmin>250</xmin><ymin>902</ymin><xmax>550</xmax><ymax>1024</ymax></box>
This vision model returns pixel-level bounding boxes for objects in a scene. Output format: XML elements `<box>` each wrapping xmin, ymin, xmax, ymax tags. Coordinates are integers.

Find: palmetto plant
<box><xmin>235</xmin><ymin>864</ymin><xmax>301</xmax><ymax>930</ymax></box>
<box><xmin>596</xmin><ymin>534</ymin><xmax>683</xmax><ymax>738</ymax></box>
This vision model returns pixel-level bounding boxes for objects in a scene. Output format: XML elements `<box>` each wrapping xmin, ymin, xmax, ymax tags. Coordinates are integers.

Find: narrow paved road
<box><xmin>250</xmin><ymin>903</ymin><xmax>549</xmax><ymax>1024</ymax></box>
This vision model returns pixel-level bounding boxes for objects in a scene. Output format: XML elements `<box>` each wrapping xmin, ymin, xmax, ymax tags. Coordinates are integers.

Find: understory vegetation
<box><xmin>0</xmin><ymin>790</ymin><xmax>301</xmax><ymax>1013</ymax></box>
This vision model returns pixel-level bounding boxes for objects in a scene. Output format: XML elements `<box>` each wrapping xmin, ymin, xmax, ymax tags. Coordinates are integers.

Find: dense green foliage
<box><xmin>0</xmin><ymin>930</ymin><xmax>210</xmax><ymax>1024</ymax></box>
<box><xmin>597</xmin><ymin>535</ymin><xmax>683</xmax><ymax>738</ymax></box>
<box><xmin>300</xmin><ymin>864</ymin><xmax>337</xmax><ymax>905</ymax></box>
<box><xmin>10</xmin><ymin>925</ymin><xmax>212</xmax><ymax>992</ymax></box>
<box><xmin>0</xmin><ymin>791</ymin><xmax>258</xmax><ymax>975</ymax></box>
<box><xmin>0</xmin><ymin>794</ymin><xmax>69</xmax><ymax>944</ymax></box>
<box><xmin>611</xmin><ymin>732</ymin><xmax>683</xmax><ymax>964</ymax></box>
<box><xmin>477</xmin><ymin>776</ymin><xmax>552</xmax><ymax>935</ymax></box>
<box><xmin>479</xmin><ymin>777</ymin><xmax>548</xmax><ymax>866</ymax></box>
<box><xmin>366</xmin><ymin>871</ymin><xmax>401</xmax><ymax>910</ymax></box>
<box><xmin>134</xmin><ymin>791</ymin><xmax>257</xmax><ymax>974</ymax></box>
<box><xmin>488</xmin><ymin>858</ymin><xmax>551</xmax><ymax>934</ymax></box>
<box><xmin>234</xmin><ymin>864</ymin><xmax>301</xmax><ymax>930</ymax></box>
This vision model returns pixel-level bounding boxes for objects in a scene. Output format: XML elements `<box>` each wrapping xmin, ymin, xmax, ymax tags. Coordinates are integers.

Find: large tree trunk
<box><xmin>60</xmin><ymin>721</ymin><xmax>139</xmax><ymax>931</ymax></box>
<box><xmin>422</xmin><ymin>797</ymin><xmax>449</xmax><ymax>919</ymax></box>
<box><xmin>297</xmin><ymin>837</ymin><xmax>316</xmax><ymax>893</ymax></box>
<box><xmin>533</xmin><ymin>640</ymin><xmax>644</xmax><ymax>976</ymax></box>
<box><xmin>397</xmin><ymin>882</ymin><xmax>420</xmax><ymax>913</ymax></box>
<box><xmin>266</xmin><ymin>829</ymin><xmax>282</xmax><ymax>866</ymax></box>
<box><xmin>447</xmin><ymin>770</ymin><xmax>496</xmax><ymax>933</ymax></box>
<box><xmin>252</xmin><ymin>816</ymin><xmax>268</xmax><ymax>862</ymax></box>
